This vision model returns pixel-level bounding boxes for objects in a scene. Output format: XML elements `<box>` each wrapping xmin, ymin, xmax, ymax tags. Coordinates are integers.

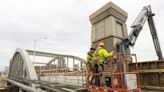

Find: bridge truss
<box><xmin>7</xmin><ymin>48</ymin><xmax>86</xmax><ymax>92</ymax></box>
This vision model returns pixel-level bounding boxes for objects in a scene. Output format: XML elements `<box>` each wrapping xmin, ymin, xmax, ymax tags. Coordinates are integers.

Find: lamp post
<box><xmin>33</xmin><ymin>37</ymin><xmax>47</xmax><ymax>62</ymax></box>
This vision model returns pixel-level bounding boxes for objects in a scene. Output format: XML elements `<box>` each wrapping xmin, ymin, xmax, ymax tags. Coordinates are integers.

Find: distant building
<box><xmin>5</xmin><ymin>66</ymin><xmax>9</xmax><ymax>76</ymax></box>
<box><xmin>58</xmin><ymin>58</ymin><xmax>66</xmax><ymax>68</ymax></box>
<box><xmin>0</xmin><ymin>71</ymin><xmax>6</xmax><ymax>77</ymax></box>
<box><xmin>73</xmin><ymin>64</ymin><xmax>79</xmax><ymax>71</ymax></box>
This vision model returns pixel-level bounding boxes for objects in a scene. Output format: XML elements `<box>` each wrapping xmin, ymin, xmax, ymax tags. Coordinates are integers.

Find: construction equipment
<box><xmin>84</xmin><ymin>53</ymin><xmax>141</xmax><ymax>92</ymax></box>
<box><xmin>84</xmin><ymin>5</ymin><xmax>163</xmax><ymax>92</ymax></box>
<box><xmin>116</xmin><ymin>5</ymin><xmax>163</xmax><ymax>60</ymax></box>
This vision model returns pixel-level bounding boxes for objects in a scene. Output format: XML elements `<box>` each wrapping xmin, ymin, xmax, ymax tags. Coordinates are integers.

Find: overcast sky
<box><xmin>0</xmin><ymin>0</ymin><xmax>164</xmax><ymax>70</ymax></box>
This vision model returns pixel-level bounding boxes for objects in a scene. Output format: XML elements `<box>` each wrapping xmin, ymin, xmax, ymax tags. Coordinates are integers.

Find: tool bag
<box><xmin>105</xmin><ymin>76</ymin><xmax>111</xmax><ymax>87</ymax></box>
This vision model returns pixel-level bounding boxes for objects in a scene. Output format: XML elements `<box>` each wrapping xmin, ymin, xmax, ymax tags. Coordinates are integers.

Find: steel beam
<box><xmin>26</xmin><ymin>49</ymin><xmax>86</xmax><ymax>63</ymax></box>
<box><xmin>6</xmin><ymin>79</ymin><xmax>36</xmax><ymax>92</ymax></box>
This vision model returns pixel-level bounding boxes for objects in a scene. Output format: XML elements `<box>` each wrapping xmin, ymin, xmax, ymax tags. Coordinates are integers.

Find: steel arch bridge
<box><xmin>7</xmin><ymin>48</ymin><xmax>87</xmax><ymax>92</ymax></box>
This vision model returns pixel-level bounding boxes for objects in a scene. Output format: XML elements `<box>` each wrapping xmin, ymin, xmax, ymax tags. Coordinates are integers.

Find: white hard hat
<box><xmin>99</xmin><ymin>42</ymin><xmax>104</xmax><ymax>47</ymax></box>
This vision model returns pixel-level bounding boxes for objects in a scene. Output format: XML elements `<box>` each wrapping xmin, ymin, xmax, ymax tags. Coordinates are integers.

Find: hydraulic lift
<box><xmin>84</xmin><ymin>5</ymin><xmax>163</xmax><ymax>92</ymax></box>
<box><xmin>116</xmin><ymin>5</ymin><xmax>163</xmax><ymax>60</ymax></box>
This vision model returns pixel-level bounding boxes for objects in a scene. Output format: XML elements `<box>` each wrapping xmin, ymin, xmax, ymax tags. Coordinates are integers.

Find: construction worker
<box><xmin>92</xmin><ymin>42</ymin><xmax>114</xmax><ymax>86</ymax></box>
<box><xmin>86</xmin><ymin>47</ymin><xmax>95</xmax><ymax>85</ymax></box>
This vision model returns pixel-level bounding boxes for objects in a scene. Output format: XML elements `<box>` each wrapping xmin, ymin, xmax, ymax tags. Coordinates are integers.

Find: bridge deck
<box><xmin>7</xmin><ymin>77</ymin><xmax>84</xmax><ymax>92</ymax></box>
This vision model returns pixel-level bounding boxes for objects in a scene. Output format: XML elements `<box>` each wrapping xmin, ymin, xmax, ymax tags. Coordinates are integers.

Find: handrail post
<box><xmin>77</xmin><ymin>66</ymin><xmax>79</xmax><ymax>85</ymax></box>
<box><xmin>65</xmin><ymin>67</ymin><xmax>66</xmax><ymax>83</ymax></box>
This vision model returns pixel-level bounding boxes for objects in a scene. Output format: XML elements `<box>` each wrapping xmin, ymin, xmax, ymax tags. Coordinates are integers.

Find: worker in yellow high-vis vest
<box><xmin>86</xmin><ymin>47</ymin><xmax>95</xmax><ymax>85</ymax></box>
<box><xmin>92</xmin><ymin>42</ymin><xmax>114</xmax><ymax>86</ymax></box>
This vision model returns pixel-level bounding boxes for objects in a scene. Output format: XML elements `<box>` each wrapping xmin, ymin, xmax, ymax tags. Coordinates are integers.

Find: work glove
<box><xmin>112</xmin><ymin>51</ymin><xmax>117</xmax><ymax>59</ymax></box>
<box><xmin>92</xmin><ymin>61</ymin><xmax>97</xmax><ymax>65</ymax></box>
<box><xmin>107</xmin><ymin>60</ymin><xmax>110</xmax><ymax>63</ymax></box>
<box><xmin>105</xmin><ymin>60</ymin><xmax>110</xmax><ymax>64</ymax></box>
<box><xmin>111</xmin><ymin>51</ymin><xmax>115</xmax><ymax>54</ymax></box>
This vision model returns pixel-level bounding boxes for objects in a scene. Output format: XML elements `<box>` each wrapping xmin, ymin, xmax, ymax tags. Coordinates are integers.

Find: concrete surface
<box><xmin>90</xmin><ymin>1</ymin><xmax>129</xmax><ymax>54</ymax></box>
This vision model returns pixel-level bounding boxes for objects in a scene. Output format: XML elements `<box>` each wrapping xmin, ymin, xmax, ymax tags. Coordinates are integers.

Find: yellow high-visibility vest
<box><xmin>86</xmin><ymin>54</ymin><xmax>92</xmax><ymax>64</ymax></box>
<box><xmin>93</xmin><ymin>47</ymin><xmax>113</xmax><ymax>64</ymax></box>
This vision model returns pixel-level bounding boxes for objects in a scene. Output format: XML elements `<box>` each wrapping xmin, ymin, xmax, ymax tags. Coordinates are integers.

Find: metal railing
<box><xmin>83</xmin><ymin>53</ymin><xmax>141</xmax><ymax>92</ymax></box>
<box><xmin>32</xmin><ymin>61</ymin><xmax>87</xmax><ymax>86</ymax></box>
<box><xmin>32</xmin><ymin>53</ymin><xmax>141</xmax><ymax>92</ymax></box>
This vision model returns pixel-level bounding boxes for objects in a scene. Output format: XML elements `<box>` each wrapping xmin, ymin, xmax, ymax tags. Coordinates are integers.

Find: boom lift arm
<box><xmin>116</xmin><ymin>5</ymin><xmax>163</xmax><ymax>60</ymax></box>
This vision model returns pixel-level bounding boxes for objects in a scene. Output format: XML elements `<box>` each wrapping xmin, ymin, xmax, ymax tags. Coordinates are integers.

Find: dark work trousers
<box><xmin>94</xmin><ymin>63</ymin><xmax>104</xmax><ymax>86</ymax></box>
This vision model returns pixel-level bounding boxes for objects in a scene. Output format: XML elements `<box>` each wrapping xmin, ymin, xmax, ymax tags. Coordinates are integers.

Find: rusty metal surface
<box><xmin>129</xmin><ymin>60</ymin><xmax>164</xmax><ymax>91</ymax></box>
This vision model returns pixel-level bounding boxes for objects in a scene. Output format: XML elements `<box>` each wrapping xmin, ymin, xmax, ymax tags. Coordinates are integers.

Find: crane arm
<box><xmin>117</xmin><ymin>5</ymin><xmax>163</xmax><ymax>60</ymax></box>
<box><xmin>128</xmin><ymin>6</ymin><xmax>148</xmax><ymax>46</ymax></box>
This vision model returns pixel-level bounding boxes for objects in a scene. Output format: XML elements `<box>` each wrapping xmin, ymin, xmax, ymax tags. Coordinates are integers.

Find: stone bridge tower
<box><xmin>90</xmin><ymin>2</ymin><xmax>130</xmax><ymax>54</ymax></box>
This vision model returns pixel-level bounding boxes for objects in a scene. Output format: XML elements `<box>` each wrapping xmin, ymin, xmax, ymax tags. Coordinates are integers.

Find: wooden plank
<box><xmin>159</xmin><ymin>73</ymin><xmax>164</xmax><ymax>86</ymax></box>
<box><xmin>131</xmin><ymin>69</ymin><xmax>164</xmax><ymax>73</ymax></box>
<box><xmin>141</xmin><ymin>85</ymin><xmax>164</xmax><ymax>90</ymax></box>
<box><xmin>128</xmin><ymin>60</ymin><xmax>164</xmax><ymax>90</ymax></box>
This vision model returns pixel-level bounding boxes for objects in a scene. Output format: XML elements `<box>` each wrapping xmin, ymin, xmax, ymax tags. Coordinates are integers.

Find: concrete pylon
<box><xmin>90</xmin><ymin>2</ymin><xmax>130</xmax><ymax>55</ymax></box>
